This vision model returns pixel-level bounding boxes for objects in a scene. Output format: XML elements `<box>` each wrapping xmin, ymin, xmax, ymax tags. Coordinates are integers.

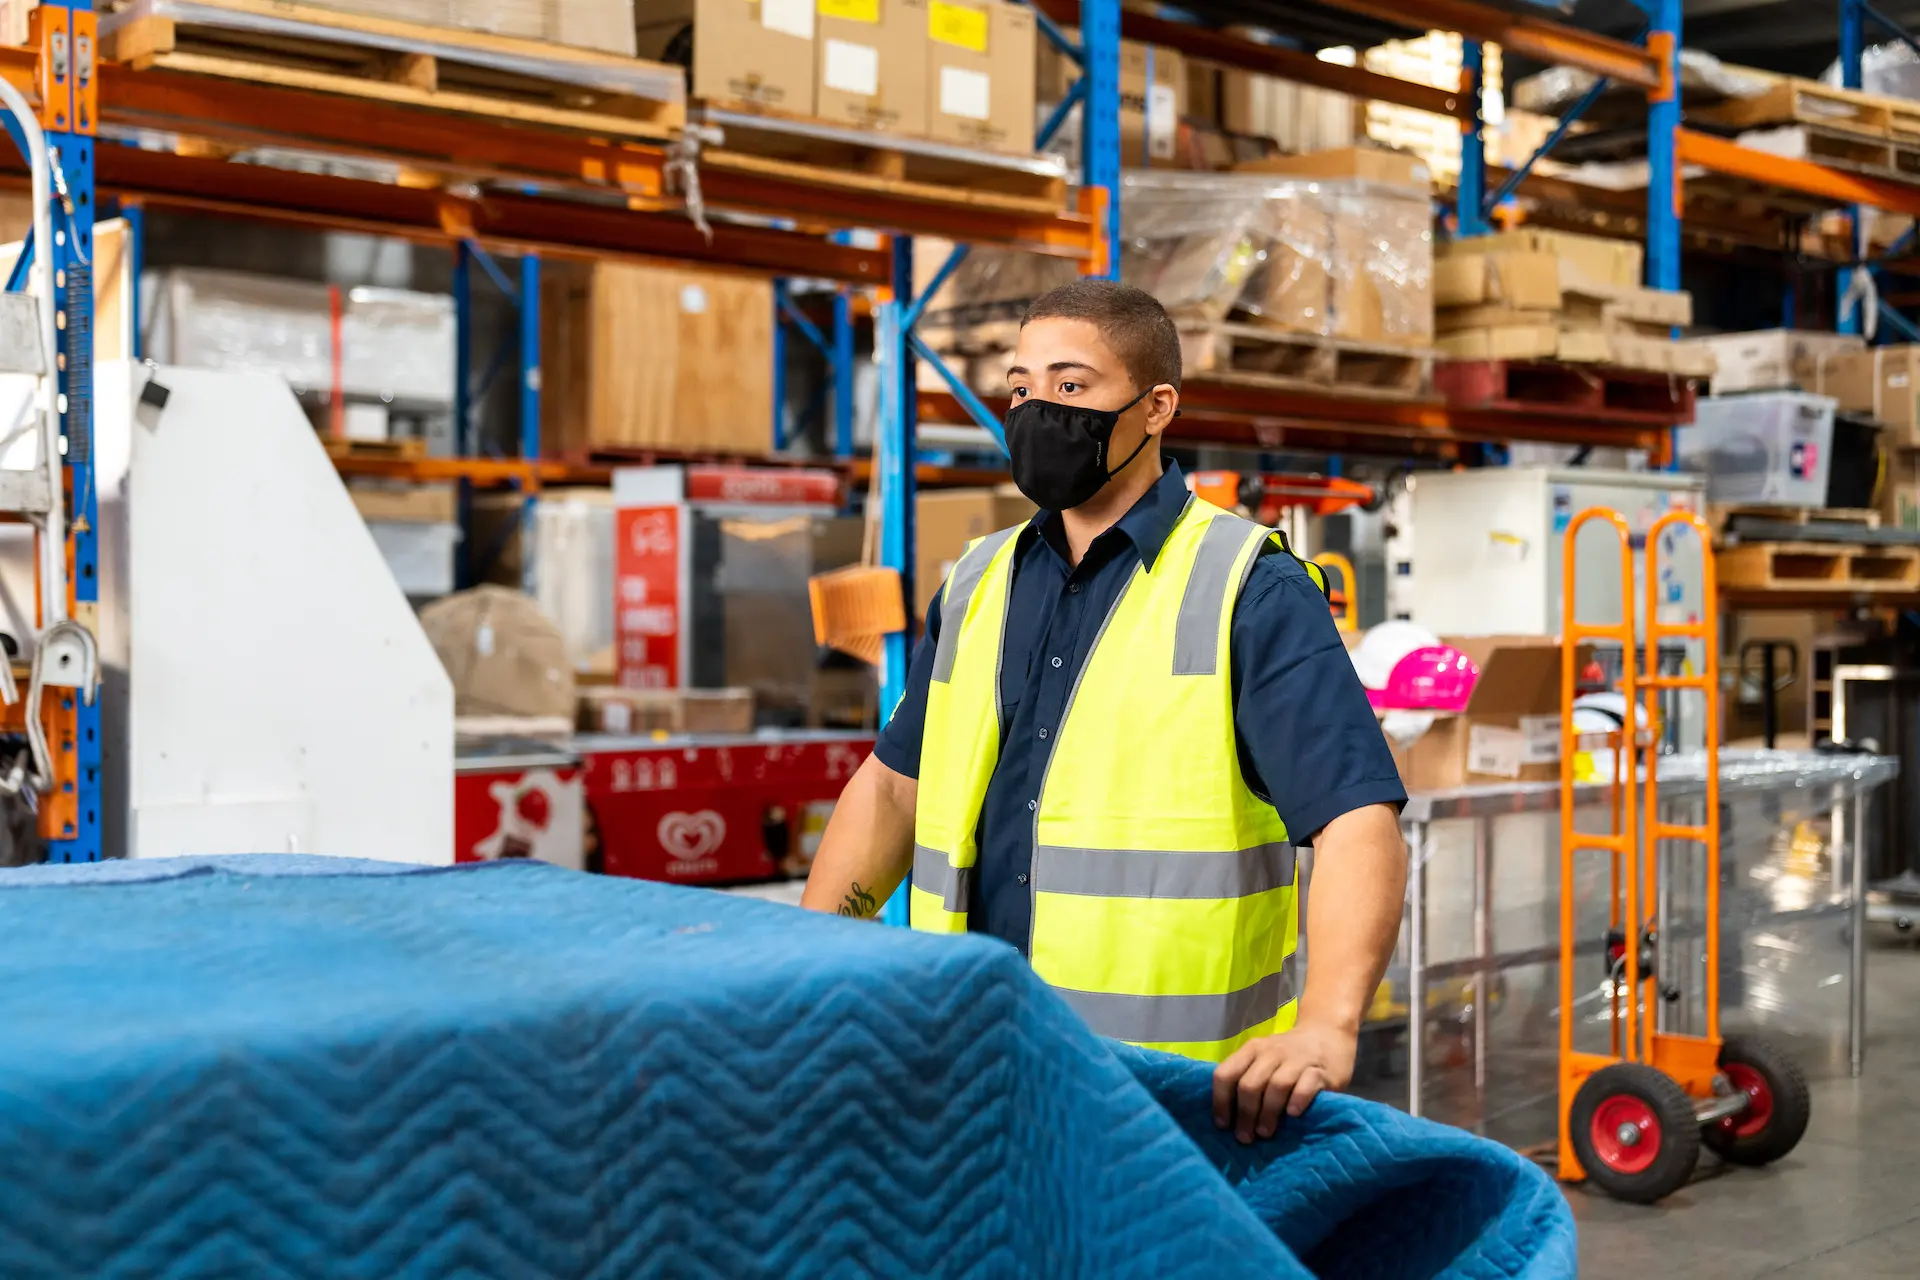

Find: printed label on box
<box><xmin>762</xmin><ymin>0</ymin><xmax>815</xmax><ymax>40</ymax></box>
<box><xmin>939</xmin><ymin>65</ymin><xmax>991</xmax><ymax>119</ymax></box>
<box><xmin>1147</xmin><ymin>82</ymin><xmax>1178</xmax><ymax>159</ymax></box>
<box><xmin>1467</xmin><ymin>724</ymin><xmax>1525</xmax><ymax>779</ymax></box>
<box><xmin>1519</xmin><ymin>714</ymin><xmax>1562</xmax><ymax>765</ymax></box>
<box><xmin>928</xmin><ymin>0</ymin><xmax>987</xmax><ymax>51</ymax></box>
<box><xmin>824</xmin><ymin>38</ymin><xmax>879</xmax><ymax>95</ymax></box>
<box><xmin>818</xmin><ymin>0</ymin><xmax>879</xmax><ymax>20</ymax></box>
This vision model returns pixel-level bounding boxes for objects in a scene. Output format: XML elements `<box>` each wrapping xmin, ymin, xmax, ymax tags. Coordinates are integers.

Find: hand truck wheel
<box><xmin>1569</xmin><ymin>1063</ymin><xmax>1701</xmax><ymax>1203</ymax></box>
<box><xmin>1702</xmin><ymin>1036</ymin><xmax>1811</xmax><ymax>1167</ymax></box>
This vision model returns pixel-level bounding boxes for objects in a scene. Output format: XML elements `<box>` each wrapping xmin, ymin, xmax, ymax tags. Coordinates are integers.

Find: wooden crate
<box><xmin>102</xmin><ymin>0</ymin><xmax>683</xmax><ymax>139</ymax></box>
<box><xmin>1692</xmin><ymin>78</ymin><xmax>1893</xmax><ymax>137</ymax></box>
<box><xmin>542</xmin><ymin>261</ymin><xmax>773</xmax><ymax>458</ymax></box>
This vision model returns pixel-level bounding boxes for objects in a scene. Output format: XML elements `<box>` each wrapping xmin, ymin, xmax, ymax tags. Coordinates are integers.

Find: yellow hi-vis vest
<box><xmin>910</xmin><ymin>495</ymin><xmax>1300</xmax><ymax>1063</ymax></box>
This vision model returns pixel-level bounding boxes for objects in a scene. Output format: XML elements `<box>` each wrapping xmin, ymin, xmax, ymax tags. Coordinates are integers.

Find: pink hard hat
<box><xmin>1367</xmin><ymin>646</ymin><xmax>1481</xmax><ymax>713</ymax></box>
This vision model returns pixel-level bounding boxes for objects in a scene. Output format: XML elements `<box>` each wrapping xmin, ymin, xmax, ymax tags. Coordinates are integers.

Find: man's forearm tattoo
<box><xmin>837</xmin><ymin>882</ymin><xmax>878</xmax><ymax>918</ymax></box>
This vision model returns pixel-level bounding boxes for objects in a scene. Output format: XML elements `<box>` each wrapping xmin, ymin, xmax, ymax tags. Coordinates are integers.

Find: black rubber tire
<box><xmin>1702</xmin><ymin>1036</ymin><xmax>1812</xmax><ymax>1167</ymax></box>
<box><xmin>1569</xmin><ymin>1063</ymin><xmax>1701</xmax><ymax>1204</ymax></box>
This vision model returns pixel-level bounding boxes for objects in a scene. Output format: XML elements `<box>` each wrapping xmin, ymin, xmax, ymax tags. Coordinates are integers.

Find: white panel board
<box><xmin>112</xmin><ymin>362</ymin><xmax>453</xmax><ymax>861</ymax></box>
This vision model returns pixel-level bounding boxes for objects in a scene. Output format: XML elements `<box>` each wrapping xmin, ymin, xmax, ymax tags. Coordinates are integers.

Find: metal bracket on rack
<box><xmin>665</xmin><ymin>123</ymin><xmax>723</xmax><ymax>244</ymax></box>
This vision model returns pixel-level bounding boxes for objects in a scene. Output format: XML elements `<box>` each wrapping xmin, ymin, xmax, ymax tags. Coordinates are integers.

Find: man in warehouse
<box><xmin>802</xmin><ymin>279</ymin><xmax>1408</xmax><ymax>1144</ymax></box>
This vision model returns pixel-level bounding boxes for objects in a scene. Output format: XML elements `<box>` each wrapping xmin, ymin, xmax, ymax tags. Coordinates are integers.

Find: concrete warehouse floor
<box><xmin>724</xmin><ymin>882</ymin><xmax>1920</xmax><ymax>1274</ymax></box>
<box><xmin>1574</xmin><ymin>939</ymin><xmax>1920</xmax><ymax>1279</ymax></box>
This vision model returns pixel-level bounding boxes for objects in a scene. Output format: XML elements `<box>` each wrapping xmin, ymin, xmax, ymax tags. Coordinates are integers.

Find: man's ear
<box><xmin>1144</xmin><ymin>384</ymin><xmax>1180</xmax><ymax>436</ymax></box>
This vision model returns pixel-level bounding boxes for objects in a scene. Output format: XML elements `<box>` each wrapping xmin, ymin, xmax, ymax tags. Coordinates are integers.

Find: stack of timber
<box><xmin>1434</xmin><ymin>229</ymin><xmax>1716</xmax><ymax>380</ymax></box>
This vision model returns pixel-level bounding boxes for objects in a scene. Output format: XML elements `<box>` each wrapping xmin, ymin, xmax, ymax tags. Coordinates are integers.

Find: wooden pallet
<box><xmin>102</xmin><ymin>0</ymin><xmax>684</xmax><ymax>139</ymax></box>
<box><xmin>1712</xmin><ymin>505</ymin><xmax>1881</xmax><ymax>534</ymax></box>
<box><xmin>1741</xmin><ymin>123</ymin><xmax>1898</xmax><ymax>174</ymax></box>
<box><xmin>696</xmin><ymin>107</ymin><xmax>1069</xmax><ymax>214</ymax></box>
<box><xmin>917</xmin><ymin>314</ymin><xmax>1024</xmax><ymax>356</ymax></box>
<box><xmin>1434</xmin><ymin>358</ymin><xmax>1697</xmax><ymax>423</ymax></box>
<box><xmin>324</xmin><ymin>436</ymin><xmax>427</xmax><ymax>461</ymax></box>
<box><xmin>1893</xmin><ymin>102</ymin><xmax>1920</xmax><ymax>146</ymax></box>
<box><xmin>1718</xmin><ymin>540</ymin><xmax>1920</xmax><ymax>594</ymax></box>
<box><xmin>1692</xmin><ymin>78</ymin><xmax>1893</xmax><ymax>138</ymax></box>
<box><xmin>1181</xmin><ymin>325</ymin><xmax>1433</xmax><ymax>400</ymax></box>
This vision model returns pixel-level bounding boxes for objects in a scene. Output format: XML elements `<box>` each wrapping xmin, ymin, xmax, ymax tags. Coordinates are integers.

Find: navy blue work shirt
<box><xmin>875</xmin><ymin>461</ymin><xmax>1406</xmax><ymax>955</ymax></box>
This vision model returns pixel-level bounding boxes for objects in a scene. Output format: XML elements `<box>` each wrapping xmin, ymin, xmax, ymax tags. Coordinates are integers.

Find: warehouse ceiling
<box><xmin>1182</xmin><ymin>0</ymin><xmax>1920</xmax><ymax>82</ymax></box>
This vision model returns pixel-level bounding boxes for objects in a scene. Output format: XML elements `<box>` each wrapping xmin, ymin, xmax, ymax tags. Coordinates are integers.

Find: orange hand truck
<box><xmin>1556</xmin><ymin>507</ymin><xmax>1810</xmax><ymax>1203</ymax></box>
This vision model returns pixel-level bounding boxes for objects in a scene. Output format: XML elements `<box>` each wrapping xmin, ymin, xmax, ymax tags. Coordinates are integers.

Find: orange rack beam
<box><xmin>1315</xmin><ymin>0</ymin><xmax>1662</xmax><ymax>89</ymax></box>
<box><xmin>1677</xmin><ymin>127</ymin><xmax>1920</xmax><ymax>218</ymax></box>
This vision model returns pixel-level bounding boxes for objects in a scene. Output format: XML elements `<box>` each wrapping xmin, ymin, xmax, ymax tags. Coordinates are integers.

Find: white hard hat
<box><xmin>1350</xmin><ymin>621</ymin><xmax>1442</xmax><ymax>690</ymax></box>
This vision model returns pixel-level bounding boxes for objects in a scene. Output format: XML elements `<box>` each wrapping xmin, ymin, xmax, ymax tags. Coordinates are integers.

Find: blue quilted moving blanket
<box><xmin>0</xmin><ymin>857</ymin><xmax>1575</xmax><ymax>1278</ymax></box>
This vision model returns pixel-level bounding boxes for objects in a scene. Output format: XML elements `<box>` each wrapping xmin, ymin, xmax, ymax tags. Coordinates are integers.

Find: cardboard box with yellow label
<box><xmin>634</xmin><ymin>0</ymin><xmax>816</xmax><ymax>113</ymax></box>
<box><xmin>925</xmin><ymin>0</ymin><xmax>1035</xmax><ymax>153</ymax></box>
<box><xmin>815</xmin><ymin>0</ymin><xmax>928</xmax><ymax>133</ymax></box>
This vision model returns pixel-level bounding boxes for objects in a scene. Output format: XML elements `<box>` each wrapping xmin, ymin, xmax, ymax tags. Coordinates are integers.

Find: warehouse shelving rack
<box><xmin>4</xmin><ymin>0</ymin><xmax>1885</xmax><ymax>864</ymax></box>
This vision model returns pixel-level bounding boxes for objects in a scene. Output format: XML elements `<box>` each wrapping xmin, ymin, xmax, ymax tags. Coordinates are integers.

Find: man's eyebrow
<box><xmin>1048</xmin><ymin>361</ymin><xmax>1098</xmax><ymax>373</ymax></box>
<box><xmin>1006</xmin><ymin>365</ymin><xmax>1028</xmax><ymax>377</ymax></box>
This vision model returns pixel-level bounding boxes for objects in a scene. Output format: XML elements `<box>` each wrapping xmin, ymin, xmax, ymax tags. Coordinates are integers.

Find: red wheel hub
<box><xmin>1590</xmin><ymin>1096</ymin><xmax>1663</xmax><ymax>1174</ymax></box>
<box><xmin>1720</xmin><ymin>1063</ymin><xmax>1775</xmax><ymax>1140</ymax></box>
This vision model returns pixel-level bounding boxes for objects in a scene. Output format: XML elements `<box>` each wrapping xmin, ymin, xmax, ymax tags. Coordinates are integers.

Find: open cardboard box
<box><xmin>1347</xmin><ymin>634</ymin><xmax>1587</xmax><ymax>793</ymax></box>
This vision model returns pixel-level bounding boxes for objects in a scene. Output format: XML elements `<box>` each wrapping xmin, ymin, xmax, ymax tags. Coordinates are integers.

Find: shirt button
<box><xmin>1068</xmin><ymin>583</ymin><xmax>1082</xmax><ymax>594</ymax></box>
<box><xmin>1037</xmin><ymin>727</ymin><xmax>1049</xmax><ymax>740</ymax></box>
<box><xmin>1028</xmin><ymin>800</ymin><xmax>1038</xmax><ymax>812</ymax></box>
<box><xmin>1017</xmin><ymin>873</ymin><xmax>1030</xmax><ymax>885</ymax></box>
<box><xmin>1050</xmin><ymin>656</ymin><xmax>1063</xmax><ymax>668</ymax></box>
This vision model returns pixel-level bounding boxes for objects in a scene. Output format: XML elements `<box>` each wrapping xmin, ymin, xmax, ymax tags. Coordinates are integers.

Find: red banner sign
<box><xmin>614</xmin><ymin>504</ymin><xmax>682</xmax><ymax>689</ymax></box>
<box><xmin>684</xmin><ymin>466</ymin><xmax>841</xmax><ymax>507</ymax></box>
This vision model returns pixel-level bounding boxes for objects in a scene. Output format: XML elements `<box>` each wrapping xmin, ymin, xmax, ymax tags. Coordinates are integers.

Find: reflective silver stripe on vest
<box><xmin>1057</xmin><ymin>959</ymin><xmax>1297</xmax><ymax>1045</ymax></box>
<box><xmin>932</xmin><ymin>525</ymin><xmax>1022</xmax><ymax>685</ymax></box>
<box><xmin>1032</xmin><ymin>843</ymin><xmax>1295</xmax><ymax>899</ymax></box>
<box><xmin>1172</xmin><ymin>514</ymin><xmax>1265</xmax><ymax>677</ymax></box>
<box><xmin>913</xmin><ymin>843</ymin><xmax>975</xmax><ymax>913</ymax></box>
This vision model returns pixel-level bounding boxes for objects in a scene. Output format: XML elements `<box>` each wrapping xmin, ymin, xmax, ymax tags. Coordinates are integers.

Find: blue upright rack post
<box><xmin>875</xmin><ymin>233</ymin><xmax>916</xmax><ymax>929</ymax></box>
<box><xmin>1457</xmin><ymin>41</ymin><xmax>1489</xmax><ymax>238</ymax></box>
<box><xmin>1081</xmin><ymin>0</ymin><xmax>1122</xmax><ymax>278</ymax></box>
<box><xmin>1840</xmin><ymin>0</ymin><xmax>1865</xmax><ymax>335</ymax></box>
<box><xmin>40</xmin><ymin>0</ymin><xmax>99</xmax><ymax>861</ymax></box>
<box><xmin>518</xmin><ymin>251</ymin><xmax>541</xmax><ymax>596</ymax></box>
<box><xmin>1646</xmin><ymin>0</ymin><xmax>1681</xmax><ymax>466</ymax></box>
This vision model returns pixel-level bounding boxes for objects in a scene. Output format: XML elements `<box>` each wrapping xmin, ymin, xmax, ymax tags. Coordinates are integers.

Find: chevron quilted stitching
<box><xmin>0</xmin><ymin>859</ymin><xmax>1574</xmax><ymax>1279</ymax></box>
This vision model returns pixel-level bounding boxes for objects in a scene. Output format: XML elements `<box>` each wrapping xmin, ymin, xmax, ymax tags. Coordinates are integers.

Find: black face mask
<box><xmin>1003</xmin><ymin>386</ymin><xmax>1155</xmax><ymax>512</ymax></box>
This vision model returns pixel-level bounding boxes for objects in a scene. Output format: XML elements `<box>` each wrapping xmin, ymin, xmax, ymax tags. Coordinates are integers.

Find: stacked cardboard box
<box><xmin>915</xmin><ymin>150</ymin><xmax>1438</xmax><ymax>382</ymax></box>
<box><xmin>1821</xmin><ymin>346</ymin><xmax>1920</xmax><ymax>526</ymax></box>
<box><xmin>1695</xmin><ymin>329</ymin><xmax>1864</xmax><ymax>397</ymax></box>
<box><xmin>1434</xmin><ymin>230</ymin><xmax>1715</xmax><ymax>377</ymax></box>
<box><xmin>1126</xmin><ymin>155</ymin><xmax>1435</xmax><ymax>348</ymax></box>
<box><xmin>1039</xmin><ymin>35</ymin><xmax>1205</xmax><ymax>169</ymax></box>
<box><xmin>578</xmin><ymin>686</ymin><xmax>755</xmax><ymax>735</ymax></box>
<box><xmin>633</xmin><ymin>0</ymin><xmax>1035</xmax><ymax>153</ymax></box>
<box><xmin>293</xmin><ymin>0</ymin><xmax>639</xmax><ymax>55</ymax></box>
<box><xmin>914</xmin><ymin>486</ymin><xmax>1035</xmax><ymax>620</ymax></box>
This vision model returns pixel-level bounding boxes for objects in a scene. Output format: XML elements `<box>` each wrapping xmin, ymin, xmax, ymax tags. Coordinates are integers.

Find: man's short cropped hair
<box><xmin>1021</xmin><ymin>279</ymin><xmax>1183</xmax><ymax>392</ymax></box>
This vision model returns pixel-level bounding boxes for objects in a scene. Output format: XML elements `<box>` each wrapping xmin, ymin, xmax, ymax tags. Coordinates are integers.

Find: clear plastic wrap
<box><xmin>1352</xmin><ymin>750</ymin><xmax>1897</xmax><ymax>1141</ymax></box>
<box><xmin>1121</xmin><ymin>171</ymin><xmax>1433</xmax><ymax>345</ymax></box>
<box><xmin>1824</xmin><ymin>40</ymin><xmax>1920</xmax><ymax>100</ymax></box>
<box><xmin>1513</xmin><ymin>49</ymin><xmax>1771</xmax><ymax>116</ymax></box>
<box><xmin>913</xmin><ymin>238</ymin><xmax>1079</xmax><ymax>329</ymax></box>
<box><xmin>142</xmin><ymin>268</ymin><xmax>455</xmax><ymax>406</ymax></box>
